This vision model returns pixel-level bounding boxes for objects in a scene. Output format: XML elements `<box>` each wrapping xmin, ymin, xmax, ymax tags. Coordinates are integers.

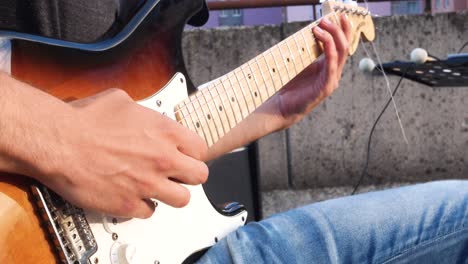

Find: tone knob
<box><xmin>118</xmin><ymin>244</ymin><xmax>137</xmax><ymax>264</ymax></box>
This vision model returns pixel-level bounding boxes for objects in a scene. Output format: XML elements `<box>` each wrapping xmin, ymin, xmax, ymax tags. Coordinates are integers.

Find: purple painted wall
<box><xmin>202</xmin><ymin>10</ymin><xmax>221</xmax><ymax>28</ymax></box>
<box><xmin>361</xmin><ymin>2</ymin><xmax>392</xmax><ymax>16</ymax></box>
<box><xmin>201</xmin><ymin>7</ymin><xmax>283</xmax><ymax>28</ymax></box>
<box><xmin>197</xmin><ymin>0</ymin><xmax>467</xmax><ymax>29</ymax></box>
<box><xmin>243</xmin><ymin>7</ymin><xmax>284</xmax><ymax>26</ymax></box>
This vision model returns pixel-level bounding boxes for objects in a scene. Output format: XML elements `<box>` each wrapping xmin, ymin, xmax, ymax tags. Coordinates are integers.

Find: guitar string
<box><xmin>174</xmin><ymin>11</ymin><xmax>356</xmax><ymax>117</ymax></box>
<box><xmin>350</xmin><ymin>0</ymin><xmax>409</xmax><ymax>194</ymax></box>
<box><xmin>360</xmin><ymin>33</ymin><xmax>409</xmax><ymax>144</ymax></box>
<box><xmin>361</xmin><ymin>0</ymin><xmax>408</xmax><ymax>143</ymax></box>
<box><xmin>175</xmin><ymin>7</ymin><xmax>369</xmax><ymax>119</ymax></box>
<box><xmin>174</xmin><ymin>10</ymin><xmax>355</xmax><ymax>127</ymax></box>
<box><xmin>175</xmin><ymin>21</ymin><xmax>324</xmax><ymax>130</ymax></box>
<box><xmin>173</xmin><ymin>11</ymin><xmax>349</xmax><ymax>117</ymax></box>
<box><xmin>175</xmin><ymin>10</ymin><xmax>364</xmax><ymax>139</ymax></box>
<box><xmin>174</xmin><ymin>19</ymin><xmax>322</xmax><ymax>117</ymax></box>
<box><xmin>175</xmin><ymin>8</ymin><xmax>370</xmax><ymax>142</ymax></box>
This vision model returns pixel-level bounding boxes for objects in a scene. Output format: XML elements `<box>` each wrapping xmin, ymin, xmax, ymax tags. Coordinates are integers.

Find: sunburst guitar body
<box><xmin>0</xmin><ymin>0</ymin><xmax>375</xmax><ymax>263</ymax></box>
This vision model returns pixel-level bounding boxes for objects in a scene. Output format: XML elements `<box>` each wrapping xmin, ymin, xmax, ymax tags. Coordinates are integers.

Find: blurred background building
<box><xmin>202</xmin><ymin>0</ymin><xmax>468</xmax><ymax>28</ymax></box>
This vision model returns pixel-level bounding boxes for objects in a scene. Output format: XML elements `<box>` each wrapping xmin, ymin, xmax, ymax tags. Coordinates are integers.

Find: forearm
<box><xmin>204</xmin><ymin>70</ymin><xmax>328</xmax><ymax>161</ymax></box>
<box><xmin>0</xmin><ymin>72</ymin><xmax>72</xmax><ymax>178</ymax></box>
<box><xmin>205</xmin><ymin>95</ymin><xmax>286</xmax><ymax>161</ymax></box>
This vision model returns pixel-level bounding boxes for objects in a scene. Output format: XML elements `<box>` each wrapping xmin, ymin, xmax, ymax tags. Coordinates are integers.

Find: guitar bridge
<box><xmin>31</xmin><ymin>185</ymin><xmax>97</xmax><ymax>264</ymax></box>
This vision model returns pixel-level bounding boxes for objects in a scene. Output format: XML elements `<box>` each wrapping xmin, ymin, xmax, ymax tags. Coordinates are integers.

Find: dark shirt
<box><xmin>0</xmin><ymin>0</ymin><xmax>208</xmax><ymax>43</ymax></box>
<box><xmin>0</xmin><ymin>0</ymin><xmax>143</xmax><ymax>43</ymax></box>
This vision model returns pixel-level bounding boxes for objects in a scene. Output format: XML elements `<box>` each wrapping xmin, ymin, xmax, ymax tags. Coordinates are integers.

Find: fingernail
<box><xmin>314</xmin><ymin>26</ymin><xmax>324</xmax><ymax>34</ymax></box>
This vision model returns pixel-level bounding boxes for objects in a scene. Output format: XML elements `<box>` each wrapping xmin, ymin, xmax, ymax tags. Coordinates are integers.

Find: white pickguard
<box><xmin>85</xmin><ymin>73</ymin><xmax>247</xmax><ymax>264</ymax></box>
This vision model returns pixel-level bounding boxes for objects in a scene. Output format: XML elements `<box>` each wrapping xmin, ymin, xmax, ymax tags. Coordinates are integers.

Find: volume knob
<box><xmin>117</xmin><ymin>244</ymin><xmax>137</xmax><ymax>264</ymax></box>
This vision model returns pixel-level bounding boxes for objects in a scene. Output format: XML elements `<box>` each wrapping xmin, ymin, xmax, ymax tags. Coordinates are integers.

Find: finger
<box><xmin>318</xmin><ymin>17</ymin><xmax>349</xmax><ymax>76</ymax></box>
<box><xmin>173</xmin><ymin>125</ymin><xmax>208</xmax><ymax>161</ymax></box>
<box><xmin>313</xmin><ymin>25</ymin><xmax>338</xmax><ymax>87</ymax></box>
<box><xmin>151</xmin><ymin>179</ymin><xmax>191</xmax><ymax>208</ymax></box>
<box><xmin>340</xmin><ymin>14</ymin><xmax>352</xmax><ymax>45</ymax></box>
<box><xmin>169</xmin><ymin>153</ymin><xmax>209</xmax><ymax>185</ymax></box>
<box><xmin>130</xmin><ymin>199</ymin><xmax>156</xmax><ymax>219</ymax></box>
<box><xmin>85</xmin><ymin>195</ymin><xmax>155</xmax><ymax>219</ymax></box>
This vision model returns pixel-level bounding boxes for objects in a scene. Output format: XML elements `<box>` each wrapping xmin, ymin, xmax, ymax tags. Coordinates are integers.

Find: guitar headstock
<box><xmin>322</xmin><ymin>0</ymin><xmax>375</xmax><ymax>55</ymax></box>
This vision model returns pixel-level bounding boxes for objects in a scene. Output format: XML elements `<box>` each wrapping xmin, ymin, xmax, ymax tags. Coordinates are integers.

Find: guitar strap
<box><xmin>0</xmin><ymin>0</ymin><xmax>210</xmax><ymax>43</ymax></box>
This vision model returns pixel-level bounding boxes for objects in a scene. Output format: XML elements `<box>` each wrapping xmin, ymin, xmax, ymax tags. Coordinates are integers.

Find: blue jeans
<box><xmin>197</xmin><ymin>180</ymin><xmax>468</xmax><ymax>263</ymax></box>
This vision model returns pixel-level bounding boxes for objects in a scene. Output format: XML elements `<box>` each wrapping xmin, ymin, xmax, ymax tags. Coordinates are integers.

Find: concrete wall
<box><xmin>182</xmin><ymin>12</ymin><xmax>468</xmax><ymax>191</ymax></box>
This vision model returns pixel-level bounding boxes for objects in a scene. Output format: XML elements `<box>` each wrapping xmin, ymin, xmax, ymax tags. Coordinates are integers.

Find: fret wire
<box><xmin>331</xmin><ymin>10</ymin><xmax>341</xmax><ymax>27</ymax></box>
<box><xmin>183</xmin><ymin>100</ymin><xmax>207</xmax><ymax>141</ymax></box>
<box><xmin>226</xmin><ymin>74</ymin><xmax>247</xmax><ymax>118</ymax></box>
<box><xmin>180</xmin><ymin>50</ymin><xmax>307</xmax><ymax>123</ymax></box>
<box><xmin>218</xmin><ymin>78</ymin><xmax>240</xmax><ymax>125</ymax></box>
<box><xmin>233</xmin><ymin>70</ymin><xmax>254</xmax><ymax>113</ymax></box>
<box><xmin>292</xmin><ymin>34</ymin><xmax>306</xmax><ymax>69</ymax></box>
<box><xmin>269</xmin><ymin>49</ymin><xmax>286</xmax><ymax>87</ymax></box>
<box><xmin>239</xmin><ymin>65</ymin><xmax>259</xmax><ymax>108</ymax></box>
<box><xmin>192</xmin><ymin>93</ymin><xmax>216</xmax><ymax>145</ymax></box>
<box><xmin>175</xmin><ymin>20</ymin><xmax>326</xmax><ymax>120</ymax></box>
<box><xmin>260</xmin><ymin>52</ymin><xmax>278</xmax><ymax>94</ymax></box>
<box><xmin>309</xmin><ymin>25</ymin><xmax>320</xmax><ymax>56</ymax></box>
<box><xmin>176</xmin><ymin>18</ymin><xmax>331</xmax><ymax>121</ymax></box>
<box><xmin>180</xmin><ymin>46</ymin><xmax>316</xmax><ymax>122</ymax></box>
<box><xmin>206</xmin><ymin>86</ymin><xmax>228</xmax><ymax>135</ymax></box>
<box><xmin>300</xmin><ymin>29</ymin><xmax>314</xmax><ymax>60</ymax></box>
<box><xmin>177</xmin><ymin>118</ymin><xmax>188</xmax><ymax>128</ymax></box>
<box><xmin>177</xmin><ymin>14</ymin><xmax>344</xmax><ymax>124</ymax></box>
<box><xmin>177</xmin><ymin>107</ymin><xmax>193</xmax><ymax>130</ymax></box>
<box><xmin>254</xmin><ymin>57</ymin><xmax>272</xmax><ymax>98</ymax></box>
<box><xmin>200</xmin><ymin>88</ymin><xmax>222</xmax><ymax>139</ymax></box>
<box><xmin>276</xmin><ymin>45</ymin><xmax>292</xmax><ymax>80</ymax></box>
<box><xmin>246</xmin><ymin>61</ymin><xmax>266</xmax><ymax>103</ymax></box>
<box><xmin>213</xmin><ymin>81</ymin><xmax>234</xmax><ymax>129</ymax></box>
<box><xmin>284</xmin><ymin>41</ymin><xmax>299</xmax><ymax>74</ymax></box>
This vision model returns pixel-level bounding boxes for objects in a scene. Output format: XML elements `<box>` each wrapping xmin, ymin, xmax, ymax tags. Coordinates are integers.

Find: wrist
<box><xmin>264</xmin><ymin>94</ymin><xmax>298</xmax><ymax>132</ymax></box>
<box><xmin>0</xmin><ymin>73</ymin><xmax>74</xmax><ymax>180</ymax></box>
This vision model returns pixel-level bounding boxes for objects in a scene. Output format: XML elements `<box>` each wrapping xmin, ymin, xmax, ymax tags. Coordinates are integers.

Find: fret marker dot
<box><xmin>287</xmin><ymin>58</ymin><xmax>290</xmax><ymax>63</ymax></box>
<box><xmin>207</xmin><ymin>114</ymin><xmax>211</xmax><ymax>120</ymax></box>
<box><xmin>302</xmin><ymin>47</ymin><xmax>305</xmax><ymax>52</ymax></box>
<box><xmin>231</xmin><ymin>97</ymin><xmax>235</xmax><ymax>102</ymax></box>
<box><xmin>272</xmin><ymin>68</ymin><xmax>276</xmax><ymax>73</ymax></box>
<box><xmin>254</xmin><ymin>91</ymin><xmax>258</xmax><ymax>97</ymax></box>
<box><xmin>196</xmin><ymin>122</ymin><xmax>200</xmax><ymax>128</ymax></box>
<box><xmin>219</xmin><ymin>106</ymin><xmax>223</xmax><ymax>111</ymax></box>
<box><xmin>248</xmin><ymin>74</ymin><xmax>252</xmax><ymax>79</ymax></box>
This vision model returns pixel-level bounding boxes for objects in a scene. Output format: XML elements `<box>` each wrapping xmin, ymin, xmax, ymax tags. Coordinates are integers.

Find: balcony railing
<box><xmin>207</xmin><ymin>0</ymin><xmax>433</xmax><ymax>19</ymax></box>
<box><xmin>209</xmin><ymin>0</ymin><xmax>375</xmax><ymax>9</ymax></box>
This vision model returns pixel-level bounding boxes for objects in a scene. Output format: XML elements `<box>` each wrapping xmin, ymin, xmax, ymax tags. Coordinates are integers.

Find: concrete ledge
<box><xmin>261</xmin><ymin>182</ymin><xmax>412</xmax><ymax>218</ymax></box>
<box><xmin>183</xmin><ymin>12</ymin><xmax>468</xmax><ymax>191</ymax></box>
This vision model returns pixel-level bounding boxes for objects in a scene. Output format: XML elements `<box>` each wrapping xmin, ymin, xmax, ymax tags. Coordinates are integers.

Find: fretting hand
<box><xmin>273</xmin><ymin>14</ymin><xmax>352</xmax><ymax>129</ymax></box>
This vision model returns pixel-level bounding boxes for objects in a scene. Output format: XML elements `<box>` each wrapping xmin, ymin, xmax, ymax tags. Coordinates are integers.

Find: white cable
<box><xmin>360</xmin><ymin>39</ymin><xmax>410</xmax><ymax>145</ymax></box>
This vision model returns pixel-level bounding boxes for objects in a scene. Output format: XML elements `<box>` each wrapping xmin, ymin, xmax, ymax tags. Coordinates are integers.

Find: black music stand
<box><xmin>379</xmin><ymin>53</ymin><xmax>468</xmax><ymax>87</ymax></box>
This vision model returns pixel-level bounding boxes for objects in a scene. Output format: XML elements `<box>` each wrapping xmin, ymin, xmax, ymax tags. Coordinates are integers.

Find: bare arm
<box><xmin>0</xmin><ymin>72</ymin><xmax>208</xmax><ymax>218</ymax></box>
<box><xmin>0</xmin><ymin>15</ymin><xmax>350</xmax><ymax>219</ymax></box>
<box><xmin>205</xmin><ymin>15</ymin><xmax>352</xmax><ymax>161</ymax></box>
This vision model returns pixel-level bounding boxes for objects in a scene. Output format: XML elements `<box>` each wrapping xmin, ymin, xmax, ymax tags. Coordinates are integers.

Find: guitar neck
<box><xmin>175</xmin><ymin>14</ymin><xmax>341</xmax><ymax>147</ymax></box>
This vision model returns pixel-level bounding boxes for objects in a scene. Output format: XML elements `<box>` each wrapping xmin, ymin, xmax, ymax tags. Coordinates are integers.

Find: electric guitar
<box><xmin>0</xmin><ymin>0</ymin><xmax>375</xmax><ymax>263</ymax></box>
